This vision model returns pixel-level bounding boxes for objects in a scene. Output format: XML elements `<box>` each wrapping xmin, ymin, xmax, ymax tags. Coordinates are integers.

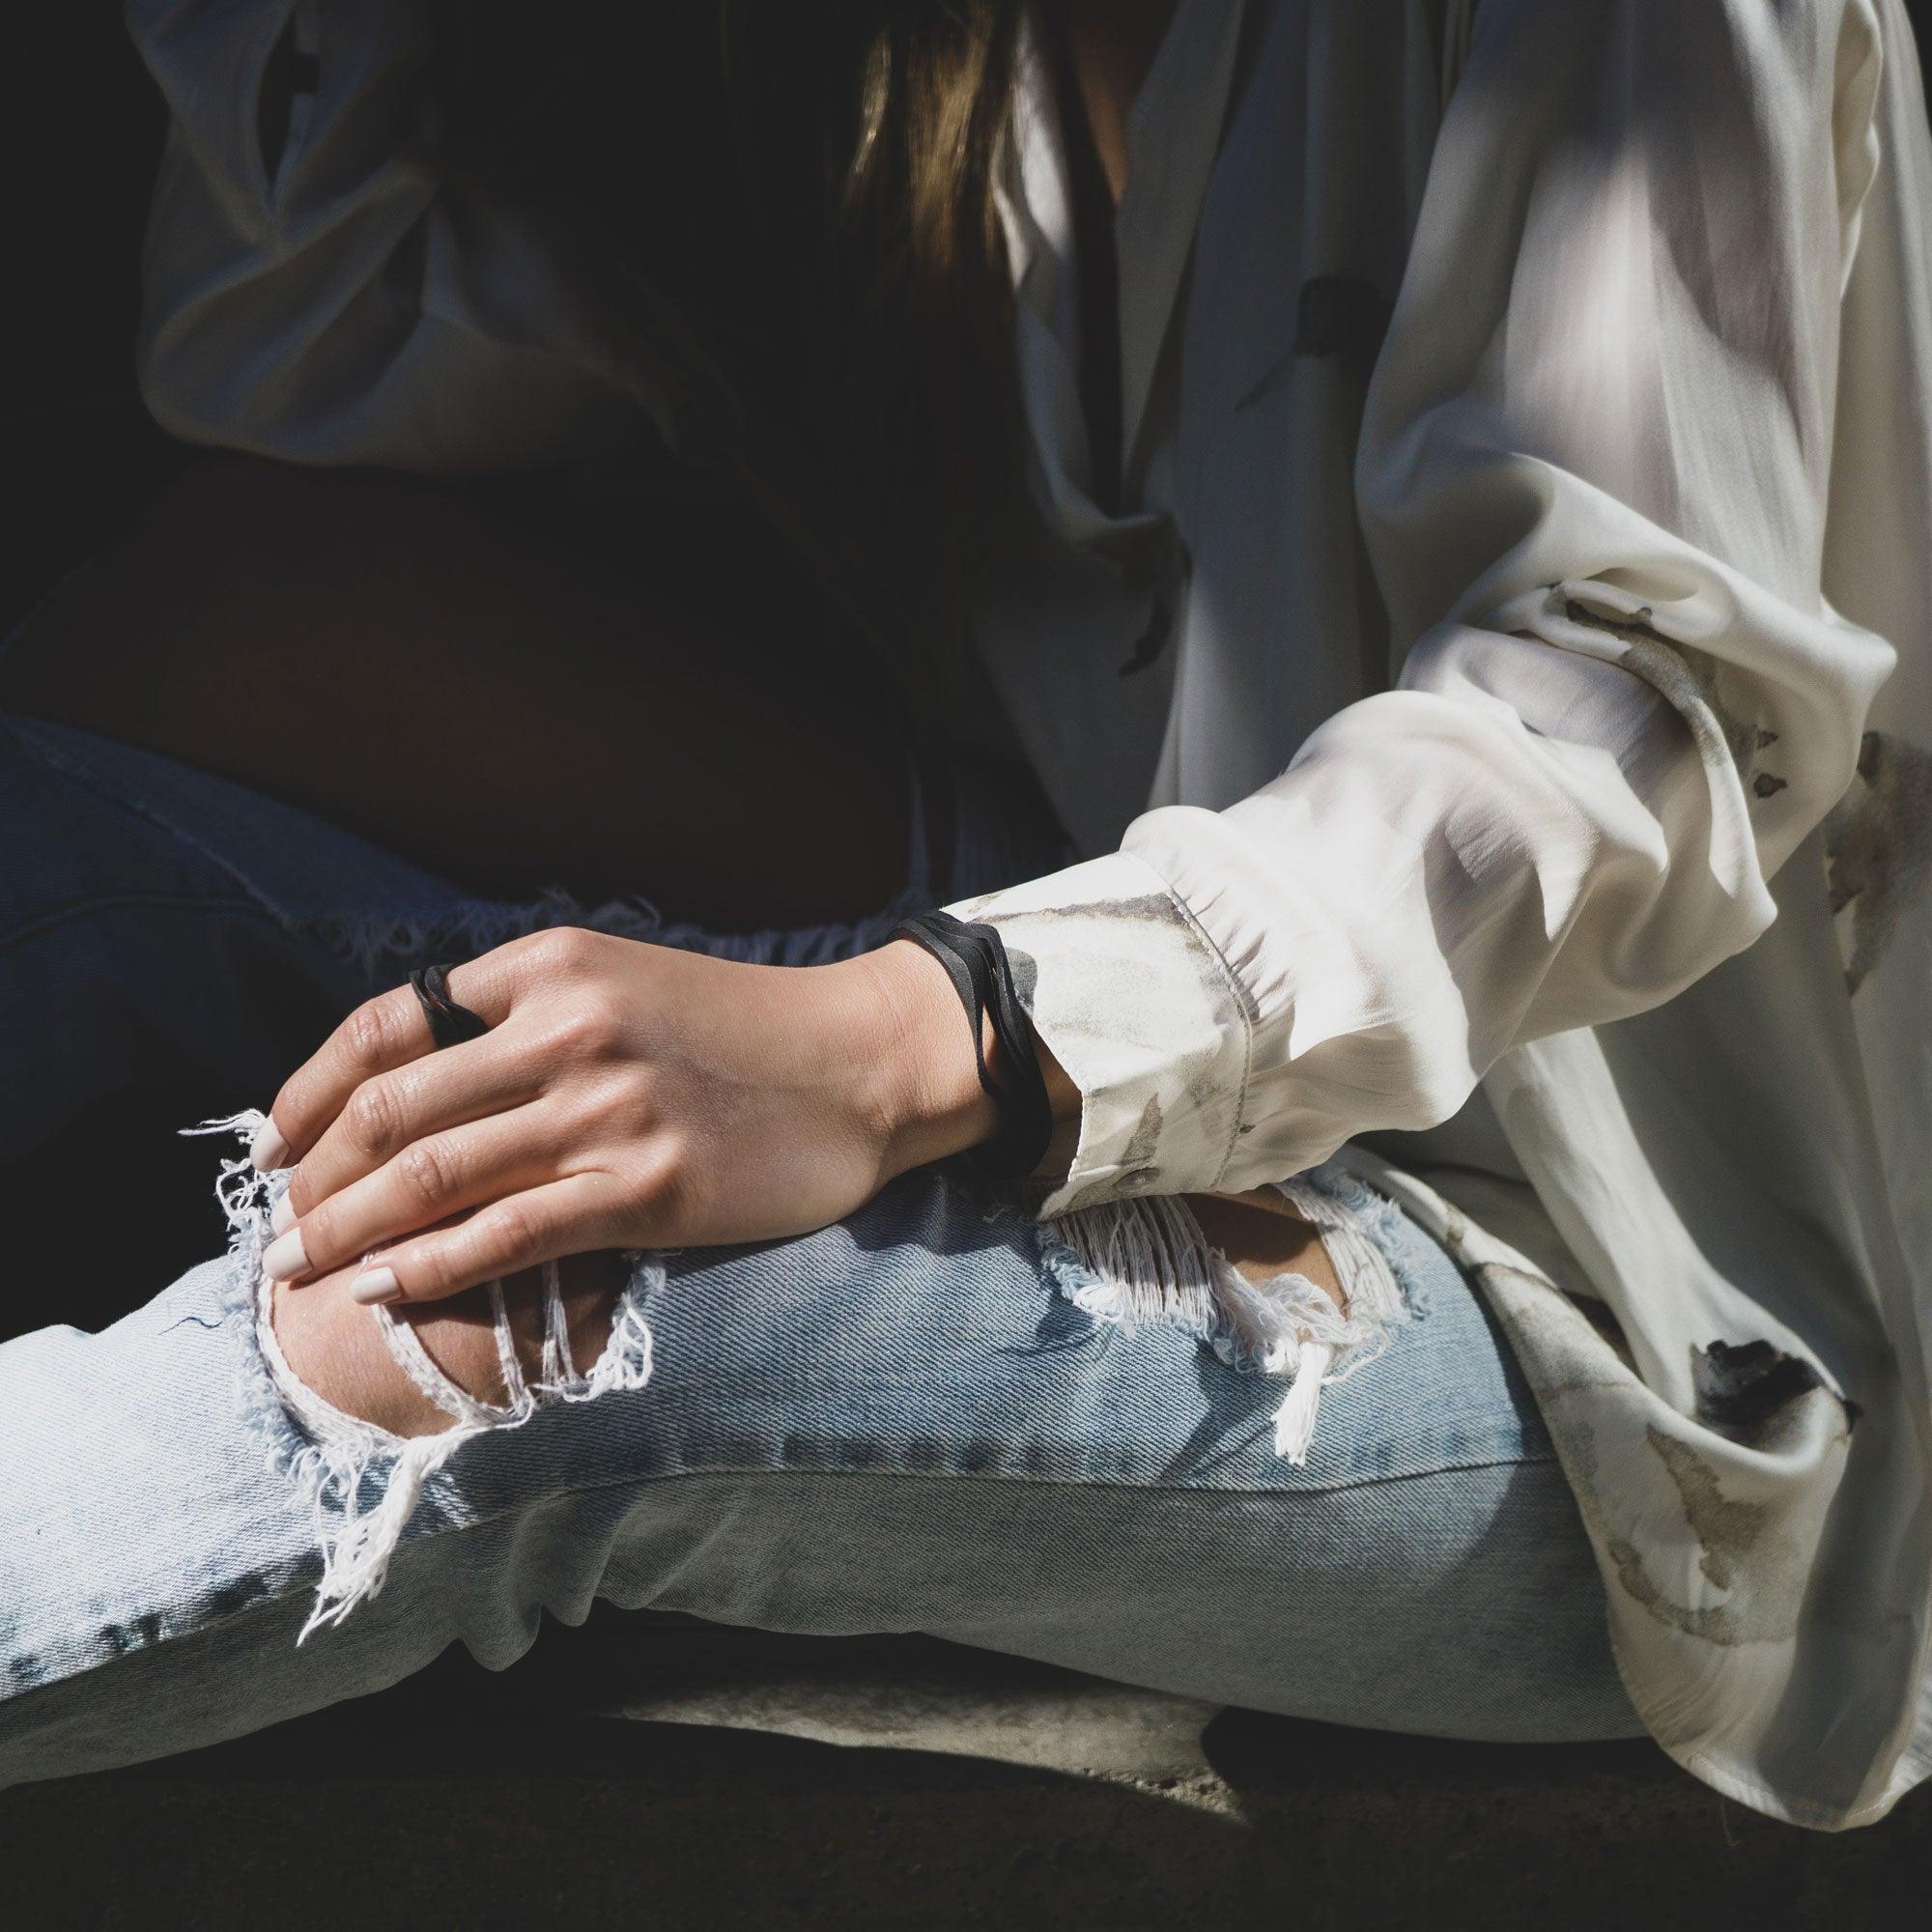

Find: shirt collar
<box><xmin>996</xmin><ymin>0</ymin><xmax>1250</xmax><ymax>469</ymax></box>
<box><xmin>1116</xmin><ymin>0</ymin><xmax>1248</xmax><ymax>458</ymax></box>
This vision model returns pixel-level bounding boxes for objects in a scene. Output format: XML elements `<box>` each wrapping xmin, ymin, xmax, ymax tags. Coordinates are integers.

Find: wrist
<box><xmin>858</xmin><ymin>939</ymin><xmax>1081</xmax><ymax>1183</ymax></box>
<box><xmin>861</xmin><ymin>940</ymin><xmax>997</xmax><ymax>1178</ymax></box>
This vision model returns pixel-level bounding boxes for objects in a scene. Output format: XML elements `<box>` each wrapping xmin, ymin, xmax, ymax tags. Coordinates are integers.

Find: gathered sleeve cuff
<box><xmin>946</xmin><ymin>852</ymin><xmax>1253</xmax><ymax>1215</ymax></box>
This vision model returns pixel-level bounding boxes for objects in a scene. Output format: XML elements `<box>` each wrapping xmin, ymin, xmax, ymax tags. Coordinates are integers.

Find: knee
<box><xmin>1185</xmin><ymin>1187</ymin><xmax>1349</xmax><ymax>1315</ymax></box>
<box><xmin>271</xmin><ymin>1250</ymin><xmax>625</xmax><ymax>1437</ymax></box>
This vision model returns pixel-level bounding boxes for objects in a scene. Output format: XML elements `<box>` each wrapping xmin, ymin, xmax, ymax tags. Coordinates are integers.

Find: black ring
<box><xmin>409</xmin><ymin>963</ymin><xmax>491</xmax><ymax>1050</ymax></box>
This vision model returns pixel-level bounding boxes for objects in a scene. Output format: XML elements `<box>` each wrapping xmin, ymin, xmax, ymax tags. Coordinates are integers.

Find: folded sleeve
<box><xmin>950</xmin><ymin>0</ymin><xmax>1898</xmax><ymax>1218</ymax></box>
<box><xmin>127</xmin><ymin>0</ymin><xmax>645</xmax><ymax>469</ymax></box>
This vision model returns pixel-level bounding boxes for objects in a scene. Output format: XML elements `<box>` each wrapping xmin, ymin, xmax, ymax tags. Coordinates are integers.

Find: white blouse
<box><xmin>128</xmin><ymin>0</ymin><xmax>1932</xmax><ymax>1831</ymax></box>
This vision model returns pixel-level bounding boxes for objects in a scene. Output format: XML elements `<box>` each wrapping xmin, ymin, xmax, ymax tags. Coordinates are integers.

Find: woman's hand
<box><xmin>252</xmin><ymin>927</ymin><xmax>1027</xmax><ymax>1305</ymax></box>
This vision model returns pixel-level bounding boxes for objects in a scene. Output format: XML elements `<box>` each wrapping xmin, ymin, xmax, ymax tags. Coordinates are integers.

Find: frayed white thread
<box><xmin>574</xmin><ymin>1285</ymin><xmax>657</xmax><ymax>1400</ymax></box>
<box><xmin>185</xmin><ymin>1110</ymin><xmax>658</xmax><ymax>1640</ymax></box>
<box><xmin>539</xmin><ymin>1258</ymin><xmax>574</xmax><ymax>1388</ymax></box>
<box><xmin>487</xmin><ymin>1278</ymin><xmax>526</xmax><ymax>1406</ymax></box>
<box><xmin>1041</xmin><ymin>1172</ymin><xmax>1411</xmax><ymax>1463</ymax></box>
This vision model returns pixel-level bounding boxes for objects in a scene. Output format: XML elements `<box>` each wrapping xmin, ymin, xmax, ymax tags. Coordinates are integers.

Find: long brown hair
<box><xmin>739</xmin><ymin>3</ymin><xmax>1032</xmax><ymax>645</ymax></box>
<box><xmin>428</xmin><ymin>1</ymin><xmax>1035</xmax><ymax>721</ymax></box>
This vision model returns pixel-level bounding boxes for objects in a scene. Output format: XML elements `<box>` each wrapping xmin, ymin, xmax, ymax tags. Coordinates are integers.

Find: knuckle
<box><xmin>345</xmin><ymin>1081</ymin><xmax>400</xmax><ymax>1158</ymax></box>
<box><xmin>527</xmin><ymin>924</ymin><xmax>598</xmax><ymax>979</ymax></box>
<box><xmin>583</xmin><ymin>1070</ymin><xmax>649</xmax><ymax>1134</ymax></box>
<box><xmin>555</xmin><ymin>991</ymin><xmax>626</xmax><ymax>1058</ymax></box>
<box><xmin>645</xmin><ymin>1130</ymin><xmax>690</xmax><ymax>1190</ymax></box>
<box><xmin>481</xmin><ymin>1197</ymin><xmax>546</xmax><ymax>1267</ymax></box>
<box><xmin>345</xmin><ymin>997</ymin><xmax>400</xmax><ymax>1069</ymax></box>
<box><xmin>301</xmin><ymin>1197</ymin><xmax>339</xmax><ymax>1264</ymax></box>
<box><xmin>397</xmin><ymin>1136</ymin><xmax>460</xmax><ymax>1212</ymax></box>
<box><xmin>626</xmin><ymin>1138</ymin><xmax>691</xmax><ymax>1221</ymax></box>
<box><xmin>400</xmin><ymin>1242</ymin><xmax>459</xmax><ymax>1301</ymax></box>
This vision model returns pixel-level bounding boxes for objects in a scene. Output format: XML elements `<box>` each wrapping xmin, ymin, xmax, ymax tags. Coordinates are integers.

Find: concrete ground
<box><xmin>2</xmin><ymin>1612</ymin><xmax>1926</xmax><ymax>1930</ymax></box>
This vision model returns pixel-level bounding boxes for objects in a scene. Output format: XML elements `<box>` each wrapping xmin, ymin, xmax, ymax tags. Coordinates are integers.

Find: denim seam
<box><xmin>384</xmin><ymin>1442</ymin><xmax>1570</xmax><ymax>1557</ymax></box>
<box><xmin>1</xmin><ymin>719</ymin><xmax>305</xmax><ymax>928</ymax></box>
<box><xmin>0</xmin><ymin>891</ymin><xmax>276</xmax><ymax>955</ymax></box>
<box><xmin>153</xmin><ymin>1446</ymin><xmax>1565</xmax><ymax>1652</ymax></box>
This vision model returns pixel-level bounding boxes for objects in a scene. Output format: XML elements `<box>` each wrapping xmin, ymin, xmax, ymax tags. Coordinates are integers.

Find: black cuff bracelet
<box><xmin>886</xmin><ymin>909</ymin><xmax>1055</xmax><ymax>1183</ymax></box>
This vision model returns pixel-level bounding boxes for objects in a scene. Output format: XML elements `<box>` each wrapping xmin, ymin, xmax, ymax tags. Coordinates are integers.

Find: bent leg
<box><xmin>269</xmin><ymin>1254</ymin><xmax>624</xmax><ymax>1443</ymax></box>
<box><xmin>592</xmin><ymin>1168</ymin><xmax>1643</xmax><ymax>1744</ymax></box>
<box><xmin>0</xmin><ymin>1151</ymin><xmax>1641</xmax><ymax>1792</ymax></box>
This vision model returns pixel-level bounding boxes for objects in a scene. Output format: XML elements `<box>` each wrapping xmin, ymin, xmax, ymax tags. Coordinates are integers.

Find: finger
<box><xmin>277</xmin><ymin>1035</ymin><xmax>546</xmax><ymax>1230</ymax></box>
<box><xmin>345</xmin><ymin>1174</ymin><xmax>626</xmax><ymax>1306</ymax></box>
<box><xmin>267</xmin><ymin>1102</ymin><xmax>567</xmax><ymax>1284</ymax></box>
<box><xmin>257</xmin><ymin>953</ymin><xmax>514</xmax><ymax>1172</ymax></box>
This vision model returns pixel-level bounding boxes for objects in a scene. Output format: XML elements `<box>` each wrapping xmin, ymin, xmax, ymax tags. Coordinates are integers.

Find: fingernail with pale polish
<box><xmin>350</xmin><ymin>1267</ymin><xmax>402</xmax><ymax>1306</ymax></box>
<box><xmin>261</xmin><ymin>1229</ymin><xmax>308</xmax><ymax>1282</ymax></box>
<box><xmin>270</xmin><ymin>1191</ymin><xmax>297</xmax><ymax>1237</ymax></box>
<box><xmin>251</xmin><ymin>1119</ymin><xmax>291</xmax><ymax>1172</ymax></box>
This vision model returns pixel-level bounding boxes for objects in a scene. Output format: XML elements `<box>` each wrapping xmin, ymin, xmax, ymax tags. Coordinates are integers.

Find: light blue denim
<box><xmin>0</xmin><ymin>714</ymin><xmax>1642</xmax><ymax>1788</ymax></box>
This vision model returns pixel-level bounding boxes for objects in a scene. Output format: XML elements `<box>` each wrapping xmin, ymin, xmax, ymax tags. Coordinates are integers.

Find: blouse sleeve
<box><xmin>949</xmin><ymin>0</ymin><xmax>1899</xmax><ymax>1218</ymax></box>
<box><xmin>126</xmin><ymin>0</ymin><xmax>643</xmax><ymax>469</ymax></box>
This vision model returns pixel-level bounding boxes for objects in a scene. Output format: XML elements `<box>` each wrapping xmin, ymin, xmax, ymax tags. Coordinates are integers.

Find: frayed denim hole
<box><xmin>293</xmin><ymin>867</ymin><xmax>943</xmax><ymax>983</ymax></box>
<box><xmin>207</xmin><ymin>1133</ymin><xmax>399</xmax><ymax>1540</ymax></box>
<box><xmin>211</xmin><ymin>1245</ymin><xmax>329</xmax><ymax>1620</ymax></box>
<box><xmin>1036</xmin><ymin>1185</ymin><xmax>1415</xmax><ymax>1465</ymax></box>
<box><xmin>1300</xmin><ymin>1157</ymin><xmax>1406</xmax><ymax>1242</ymax></box>
<box><xmin>1299</xmin><ymin>1159</ymin><xmax>1434</xmax><ymax>1321</ymax></box>
<box><xmin>188</xmin><ymin>1112</ymin><xmax>658</xmax><ymax>1642</ymax></box>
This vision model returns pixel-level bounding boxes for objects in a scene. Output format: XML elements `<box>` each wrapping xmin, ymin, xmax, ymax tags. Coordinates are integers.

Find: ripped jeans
<box><xmin>0</xmin><ymin>714</ymin><xmax>1641</xmax><ymax>1785</ymax></box>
